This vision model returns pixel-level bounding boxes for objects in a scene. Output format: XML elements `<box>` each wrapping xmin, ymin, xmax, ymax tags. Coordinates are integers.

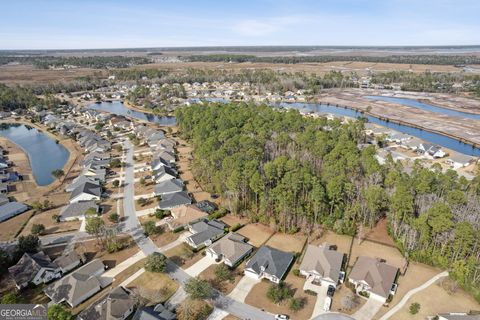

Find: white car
<box><xmin>275</xmin><ymin>315</ymin><xmax>289</xmax><ymax>320</ymax></box>
<box><xmin>323</xmin><ymin>297</ymin><xmax>332</xmax><ymax>311</ymax></box>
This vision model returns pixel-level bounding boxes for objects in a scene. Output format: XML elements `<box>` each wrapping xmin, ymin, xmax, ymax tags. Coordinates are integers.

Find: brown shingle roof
<box><xmin>349</xmin><ymin>256</ymin><xmax>398</xmax><ymax>298</ymax></box>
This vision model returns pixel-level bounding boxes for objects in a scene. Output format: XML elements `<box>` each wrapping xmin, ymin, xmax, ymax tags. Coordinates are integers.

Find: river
<box><xmin>0</xmin><ymin>124</ymin><xmax>70</xmax><ymax>186</ymax></box>
<box><xmin>87</xmin><ymin>101</ymin><xmax>176</xmax><ymax>125</ymax></box>
<box><xmin>275</xmin><ymin>102</ymin><xmax>480</xmax><ymax>157</ymax></box>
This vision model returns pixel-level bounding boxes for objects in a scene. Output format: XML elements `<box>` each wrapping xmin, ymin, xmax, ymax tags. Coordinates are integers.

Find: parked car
<box><xmin>327</xmin><ymin>285</ymin><xmax>336</xmax><ymax>297</ymax></box>
<box><xmin>324</xmin><ymin>297</ymin><xmax>332</xmax><ymax>311</ymax></box>
<box><xmin>275</xmin><ymin>315</ymin><xmax>289</xmax><ymax>320</ymax></box>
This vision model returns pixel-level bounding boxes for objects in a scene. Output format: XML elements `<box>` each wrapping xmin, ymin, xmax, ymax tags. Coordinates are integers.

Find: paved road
<box><xmin>120</xmin><ymin>139</ymin><xmax>274</xmax><ymax>320</ymax></box>
<box><xmin>379</xmin><ymin>271</ymin><xmax>449</xmax><ymax>320</ymax></box>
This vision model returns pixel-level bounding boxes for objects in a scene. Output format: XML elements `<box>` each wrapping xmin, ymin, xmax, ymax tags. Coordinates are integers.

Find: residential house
<box><xmin>185</xmin><ymin>219</ymin><xmax>226</xmax><ymax>249</ymax></box>
<box><xmin>438</xmin><ymin>314</ymin><xmax>480</xmax><ymax>320</ymax></box>
<box><xmin>70</xmin><ymin>181</ymin><xmax>102</xmax><ymax>203</ymax></box>
<box><xmin>132</xmin><ymin>304</ymin><xmax>176</xmax><ymax>320</ymax></box>
<box><xmin>245</xmin><ymin>246</ymin><xmax>294</xmax><ymax>284</ymax></box>
<box><xmin>158</xmin><ymin>191</ymin><xmax>192</xmax><ymax>210</ymax></box>
<box><xmin>419</xmin><ymin>143</ymin><xmax>447</xmax><ymax>158</ymax></box>
<box><xmin>348</xmin><ymin>256</ymin><xmax>399</xmax><ymax>303</ymax></box>
<box><xmin>206</xmin><ymin>233</ymin><xmax>253</xmax><ymax>267</ymax></box>
<box><xmin>9</xmin><ymin>252</ymin><xmax>62</xmax><ymax>289</ymax></box>
<box><xmin>78</xmin><ymin>286</ymin><xmax>135</xmax><ymax>320</ymax></box>
<box><xmin>0</xmin><ymin>201</ymin><xmax>29</xmax><ymax>222</ymax></box>
<box><xmin>65</xmin><ymin>175</ymin><xmax>99</xmax><ymax>193</ymax></box>
<box><xmin>446</xmin><ymin>153</ymin><xmax>476</xmax><ymax>170</ymax></box>
<box><xmin>166</xmin><ymin>204</ymin><xmax>208</xmax><ymax>230</ymax></box>
<box><xmin>44</xmin><ymin>259</ymin><xmax>109</xmax><ymax>308</ymax></box>
<box><xmin>154</xmin><ymin>150</ymin><xmax>176</xmax><ymax>164</ymax></box>
<box><xmin>59</xmin><ymin>200</ymin><xmax>99</xmax><ymax>221</ymax></box>
<box><xmin>153</xmin><ymin>179</ymin><xmax>184</xmax><ymax>196</ymax></box>
<box><xmin>0</xmin><ymin>194</ymin><xmax>8</xmax><ymax>206</ymax></box>
<box><xmin>386</xmin><ymin>132</ymin><xmax>412</xmax><ymax>144</ymax></box>
<box><xmin>151</xmin><ymin>157</ymin><xmax>175</xmax><ymax>171</ymax></box>
<box><xmin>299</xmin><ymin>243</ymin><xmax>345</xmax><ymax>287</ymax></box>
<box><xmin>53</xmin><ymin>250</ymin><xmax>83</xmax><ymax>274</ymax></box>
<box><xmin>153</xmin><ymin>166</ymin><xmax>177</xmax><ymax>183</ymax></box>
<box><xmin>0</xmin><ymin>182</ymin><xmax>8</xmax><ymax>194</ymax></box>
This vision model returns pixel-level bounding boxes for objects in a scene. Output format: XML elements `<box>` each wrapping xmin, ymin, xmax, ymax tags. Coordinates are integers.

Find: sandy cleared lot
<box><xmin>237</xmin><ymin>223</ymin><xmax>275</xmax><ymax>247</ymax></box>
<box><xmin>389</xmin><ymin>279</ymin><xmax>480</xmax><ymax>320</ymax></box>
<box><xmin>0</xmin><ymin>210</ymin><xmax>34</xmax><ymax>241</ymax></box>
<box><xmin>127</xmin><ymin>271</ymin><xmax>179</xmax><ymax>304</ymax></box>
<box><xmin>20</xmin><ymin>207</ymin><xmax>81</xmax><ymax>236</ymax></box>
<box><xmin>265</xmin><ymin>232</ymin><xmax>307</xmax><ymax>254</ymax></box>
<box><xmin>220</xmin><ymin>214</ymin><xmax>249</xmax><ymax>228</ymax></box>
<box><xmin>163</xmin><ymin>243</ymin><xmax>204</xmax><ymax>269</ymax></box>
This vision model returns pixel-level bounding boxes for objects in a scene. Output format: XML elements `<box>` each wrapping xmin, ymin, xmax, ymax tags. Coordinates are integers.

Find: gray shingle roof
<box><xmin>70</xmin><ymin>182</ymin><xmax>102</xmax><ymax>201</ymax></box>
<box><xmin>158</xmin><ymin>191</ymin><xmax>191</xmax><ymax>209</ymax></box>
<box><xmin>299</xmin><ymin>244</ymin><xmax>344</xmax><ymax>282</ymax></box>
<box><xmin>246</xmin><ymin>246</ymin><xmax>294</xmax><ymax>280</ymax></box>
<box><xmin>154</xmin><ymin>179</ymin><xmax>184</xmax><ymax>195</ymax></box>
<box><xmin>59</xmin><ymin>201</ymin><xmax>98</xmax><ymax>220</ymax></box>
<box><xmin>187</xmin><ymin>220</ymin><xmax>225</xmax><ymax>246</ymax></box>
<box><xmin>9</xmin><ymin>252</ymin><xmax>59</xmax><ymax>286</ymax></box>
<box><xmin>349</xmin><ymin>256</ymin><xmax>398</xmax><ymax>299</ymax></box>
<box><xmin>78</xmin><ymin>286</ymin><xmax>135</xmax><ymax>320</ymax></box>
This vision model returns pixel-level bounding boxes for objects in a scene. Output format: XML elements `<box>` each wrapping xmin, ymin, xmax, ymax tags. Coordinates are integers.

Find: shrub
<box><xmin>289</xmin><ymin>297</ymin><xmax>305</xmax><ymax>312</ymax></box>
<box><xmin>143</xmin><ymin>221</ymin><xmax>161</xmax><ymax>236</ymax></box>
<box><xmin>214</xmin><ymin>264</ymin><xmax>233</xmax><ymax>282</ymax></box>
<box><xmin>112</xmin><ymin>180</ymin><xmax>120</xmax><ymax>188</ymax></box>
<box><xmin>409</xmin><ymin>302</ymin><xmax>421</xmax><ymax>315</ymax></box>
<box><xmin>177</xmin><ymin>298</ymin><xmax>212</xmax><ymax>320</ymax></box>
<box><xmin>267</xmin><ymin>282</ymin><xmax>292</xmax><ymax>304</ymax></box>
<box><xmin>292</xmin><ymin>269</ymin><xmax>300</xmax><ymax>277</ymax></box>
<box><xmin>155</xmin><ymin>209</ymin><xmax>167</xmax><ymax>220</ymax></box>
<box><xmin>173</xmin><ymin>226</ymin><xmax>185</xmax><ymax>233</ymax></box>
<box><xmin>304</xmin><ymin>289</ymin><xmax>318</xmax><ymax>296</ymax></box>
<box><xmin>231</xmin><ymin>223</ymin><xmax>242</xmax><ymax>232</ymax></box>
<box><xmin>145</xmin><ymin>252</ymin><xmax>167</xmax><ymax>273</ymax></box>
<box><xmin>108</xmin><ymin>213</ymin><xmax>120</xmax><ymax>223</ymax></box>
<box><xmin>31</xmin><ymin>223</ymin><xmax>46</xmax><ymax>235</ymax></box>
<box><xmin>185</xmin><ymin>277</ymin><xmax>212</xmax><ymax>300</ymax></box>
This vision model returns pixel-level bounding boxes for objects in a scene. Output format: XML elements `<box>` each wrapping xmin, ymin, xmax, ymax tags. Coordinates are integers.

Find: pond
<box><xmin>0</xmin><ymin>124</ymin><xmax>70</xmax><ymax>186</ymax></box>
<box><xmin>87</xmin><ymin>101</ymin><xmax>176</xmax><ymax>125</ymax></box>
<box><xmin>364</xmin><ymin>95</ymin><xmax>480</xmax><ymax>120</ymax></box>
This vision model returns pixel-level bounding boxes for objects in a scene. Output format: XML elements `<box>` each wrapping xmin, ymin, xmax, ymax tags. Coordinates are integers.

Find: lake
<box><xmin>275</xmin><ymin>102</ymin><xmax>480</xmax><ymax>157</ymax></box>
<box><xmin>0</xmin><ymin>124</ymin><xmax>70</xmax><ymax>186</ymax></box>
<box><xmin>364</xmin><ymin>95</ymin><xmax>480</xmax><ymax>120</ymax></box>
<box><xmin>87</xmin><ymin>101</ymin><xmax>177</xmax><ymax>125</ymax></box>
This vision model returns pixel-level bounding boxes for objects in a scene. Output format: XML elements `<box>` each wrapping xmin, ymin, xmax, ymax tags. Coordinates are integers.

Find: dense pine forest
<box><xmin>176</xmin><ymin>102</ymin><xmax>480</xmax><ymax>301</ymax></box>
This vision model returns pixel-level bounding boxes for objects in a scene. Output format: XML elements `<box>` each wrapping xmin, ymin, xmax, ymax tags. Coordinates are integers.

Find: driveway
<box><xmin>352</xmin><ymin>298</ymin><xmax>383</xmax><ymax>320</ymax></box>
<box><xmin>303</xmin><ymin>278</ymin><xmax>329</xmax><ymax>318</ymax></box>
<box><xmin>208</xmin><ymin>308</ymin><xmax>229</xmax><ymax>320</ymax></box>
<box><xmin>103</xmin><ymin>250</ymin><xmax>146</xmax><ymax>278</ymax></box>
<box><xmin>184</xmin><ymin>256</ymin><xmax>219</xmax><ymax>277</ymax></box>
<box><xmin>228</xmin><ymin>275</ymin><xmax>260</xmax><ymax>302</ymax></box>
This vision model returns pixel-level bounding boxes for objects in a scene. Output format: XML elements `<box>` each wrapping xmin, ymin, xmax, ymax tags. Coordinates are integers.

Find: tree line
<box><xmin>182</xmin><ymin>54</ymin><xmax>480</xmax><ymax>66</ymax></box>
<box><xmin>176</xmin><ymin>102</ymin><xmax>480</xmax><ymax>302</ymax></box>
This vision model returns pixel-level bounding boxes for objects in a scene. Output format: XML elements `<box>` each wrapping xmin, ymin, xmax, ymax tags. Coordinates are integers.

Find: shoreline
<box><xmin>0</xmin><ymin>119</ymin><xmax>80</xmax><ymax>195</ymax></box>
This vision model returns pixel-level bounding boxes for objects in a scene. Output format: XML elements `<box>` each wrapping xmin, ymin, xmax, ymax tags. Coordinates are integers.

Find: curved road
<box><xmin>121</xmin><ymin>139</ymin><xmax>274</xmax><ymax>320</ymax></box>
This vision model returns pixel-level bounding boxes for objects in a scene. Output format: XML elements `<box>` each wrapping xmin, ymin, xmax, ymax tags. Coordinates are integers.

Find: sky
<box><xmin>1</xmin><ymin>0</ymin><xmax>479</xmax><ymax>50</ymax></box>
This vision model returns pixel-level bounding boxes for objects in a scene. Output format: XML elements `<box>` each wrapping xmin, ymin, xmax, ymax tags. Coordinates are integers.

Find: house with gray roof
<box><xmin>44</xmin><ymin>259</ymin><xmax>109</xmax><ymax>307</ymax></box>
<box><xmin>151</xmin><ymin>157</ymin><xmax>175</xmax><ymax>171</ymax></box>
<box><xmin>78</xmin><ymin>286</ymin><xmax>135</xmax><ymax>320</ymax></box>
<box><xmin>70</xmin><ymin>181</ymin><xmax>102</xmax><ymax>203</ymax></box>
<box><xmin>0</xmin><ymin>194</ymin><xmax>8</xmax><ymax>206</ymax></box>
<box><xmin>132</xmin><ymin>304</ymin><xmax>176</xmax><ymax>320</ymax></box>
<box><xmin>348</xmin><ymin>256</ymin><xmax>399</xmax><ymax>302</ymax></box>
<box><xmin>446</xmin><ymin>153</ymin><xmax>476</xmax><ymax>169</ymax></box>
<box><xmin>154</xmin><ymin>150</ymin><xmax>176</xmax><ymax>164</ymax></box>
<box><xmin>438</xmin><ymin>314</ymin><xmax>480</xmax><ymax>320</ymax></box>
<box><xmin>0</xmin><ymin>182</ymin><xmax>8</xmax><ymax>194</ymax></box>
<box><xmin>9</xmin><ymin>252</ymin><xmax>62</xmax><ymax>289</ymax></box>
<box><xmin>54</xmin><ymin>250</ymin><xmax>83</xmax><ymax>274</ymax></box>
<box><xmin>59</xmin><ymin>200</ymin><xmax>99</xmax><ymax>221</ymax></box>
<box><xmin>158</xmin><ymin>191</ymin><xmax>191</xmax><ymax>210</ymax></box>
<box><xmin>153</xmin><ymin>166</ymin><xmax>178</xmax><ymax>183</ymax></box>
<box><xmin>206</xmin><ymin>233</ymin><xmax>253</xmax><ymax>267</ymax></box>
<box><xmin>299</xmin><ymin>243</ymin><xmax>345</xmax><ymax>287</ymax></box>
<box><xmin>245</xmin><ymin>246</ymin><xmax>294</xmax><ymax>284</ymax></box>
<box><xmin>185</xmin><ymin>219</ymin><xmax>227</xmax><ymax>250</ymax></box>
<box><xmin>154</xmin><ymin>179</ymin><xmax>184</xmax><ymax>196</ymax></box>
<box><xmin>65</xmin><ymin>175</ymin><xmax>99</xmax><ymax>193</ymax></box>
<box><xmin>0</xmin><ymin>201</ymin><xmax>29</xmax><ymax>222</ymax></box>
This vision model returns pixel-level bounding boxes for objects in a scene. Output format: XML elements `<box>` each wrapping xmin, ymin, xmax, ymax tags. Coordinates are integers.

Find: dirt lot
<box><xmin>164</xmin><ymin>243</ymin><xmax>204</xmax><ymax>269</ymax></box>
<box><xmin>75</xmin><ymin>235</ymin><xmax>140</xmax><ymax>269</ymax></box>
<box><xmin>20</xmin><ymin>207</ymin><xmax>81</xmax><ymax>236</ymax></box>
<box><xmin>245</xmin><ymin>271</ymin><xmax>316</xmax><ymax>320</ymax></box>
<box><xmin>390</xmin><ymin>279</ymin><xmax>480</xmax><ymax>320</ymax></box>
<box><xmin>220</xmin><ymin>214</ymin><xmax>249</xmax><ymax>228</ymax></box>
<box><xmin>150</xmin><ymin>229</ymin><xmax>180</xmax><ymax>248</ymax></box>
<box><xmin>237</xmin><ymin>223</ymin><xmax>275</xmax><ymax>247</ymax></box>
<box><xmin>0</xmin><ymin>210</ymin><xmax>34</xmax><ymax>241</ymax></box>
<box><xmin>135</xmin><ymin>197</ymin><xmax>158</xmax><ymax>211</ymax></box>
<box><xmin>265</xmin><ymin>232</ymin><xmax>307</xmax><ymax>254</ymax></box>
<box><xmin>127</xmin><ymin>271</ymin><xmax>179</xmax><ymax>305</ymax></box>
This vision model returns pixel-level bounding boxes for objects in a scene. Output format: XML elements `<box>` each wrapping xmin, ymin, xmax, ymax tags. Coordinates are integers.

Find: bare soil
<box><xmin>237</xmin><ymin>223</ymin><xmax>275</xmax><ymax>247</ymax></box>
